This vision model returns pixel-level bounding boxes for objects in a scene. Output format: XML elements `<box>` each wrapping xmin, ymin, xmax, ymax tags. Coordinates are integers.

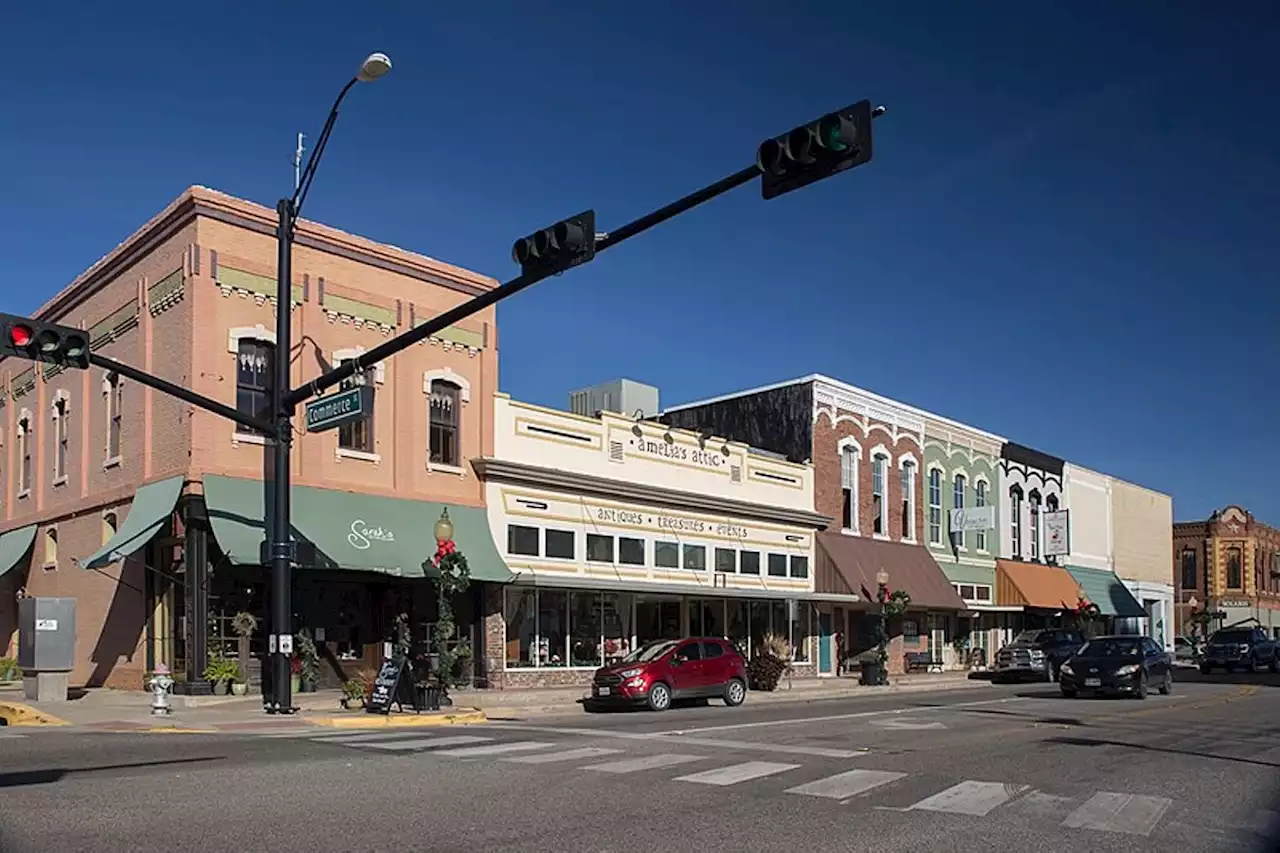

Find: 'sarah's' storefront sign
<box><xmin>348</xmin><ymin>519</ymin><xmax>396</xmax><ymax>551</ymax></box>
<box><xmin>593</xmin><ymin>505</ymin><xmax>749</xmax><ymax>539</ymax></box>
<box><xmin>629</xmin><ymin>435</ymin><xmax>728</xmax><ymax>470</ymax></box>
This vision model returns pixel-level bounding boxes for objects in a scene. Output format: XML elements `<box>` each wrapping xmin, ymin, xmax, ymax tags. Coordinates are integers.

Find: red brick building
<box><xmin>1174</xmin><ymin>505</ymin><xmax>1280</xmax><ymax>638</ymax></box>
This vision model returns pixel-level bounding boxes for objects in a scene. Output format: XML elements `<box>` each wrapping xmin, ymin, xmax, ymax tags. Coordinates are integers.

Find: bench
<box><xmin>904</xmin><ymin>652</ymin><xmax>943</xmax><ymax>673</ymax></box>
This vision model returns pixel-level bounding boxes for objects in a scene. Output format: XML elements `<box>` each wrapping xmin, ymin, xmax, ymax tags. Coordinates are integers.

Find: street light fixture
<box><xmin>357</xmin><ymin>52</ymin><xmax>392</xmax><ymax>82</ymax></box>
<box><xmin>434</xmin><ymin>508</ymin><xmax>454</xmax><ymax>544</ymax></box>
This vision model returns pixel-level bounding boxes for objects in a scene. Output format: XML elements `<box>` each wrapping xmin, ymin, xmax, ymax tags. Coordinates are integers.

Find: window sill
<box><xmin>232</xmin><ymin>432</ymin><xmax>273</xmax><ymax>447</ymax></box>
<box><xmin>901</xmin><ymin>537</ymin><xmax>918</xmax><ymax>546</ymax></box>
<box><xmin>872</xmin><ymin>533</ymin><xmax>891</xmax><ymax>542</ymax></box>
<box><xmin>103</xmin><ymin>456</ymin><xmax>122</xmax><ymax>470</ymax></box>
<box><xmin>41</xmin><ymin>562</ymin><xmax>55</xmax><ymax>572</ymax></box>
<box><xmin>52</xmin><ymin>475</ymin><xmax>68</xmax><ymax>488</ymax></box>
<box><xmin>427</xmin><ymin>462</ymin><xmax>467</xmax><ymax>476</ymax></box>
<box><xmin>336</xmin><ymin>447</ymin><xmax>381</xmax><ymax>464</ymax></box>
<box><xmin>840</xmin><ymin>527</ymin><xmax>861</xmax><ymax>537</ymax></box>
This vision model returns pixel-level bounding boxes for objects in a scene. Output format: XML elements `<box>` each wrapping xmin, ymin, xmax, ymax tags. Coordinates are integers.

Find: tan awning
<box><xmin>996</xmin><ymin>559</ymin><xmax>1081</xmax><ymax>610</ymax></box>
<box><xmin>817</xmin><ymin>533</ymin><xmax>966</xmax><ymax>611</ymax></box>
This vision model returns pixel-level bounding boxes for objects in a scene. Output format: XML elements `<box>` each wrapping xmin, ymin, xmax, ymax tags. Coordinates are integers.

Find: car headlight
<box><xmin>1116</xmin><ymin>664</ymin><xmax>1140</xmax><ymax>676</ymax></box>
<box><xmin>619</xmin><ymin>668</ymin><xmax>644</xmax><ymax>679</ymax></box>
<box><xmin>1060</xmin><ymin>663</ymin><xmax>1074</xmax><ymax>676</ymax></box>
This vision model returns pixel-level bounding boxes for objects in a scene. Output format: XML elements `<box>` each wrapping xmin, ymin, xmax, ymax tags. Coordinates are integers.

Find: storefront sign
<box><xmin>348</xmin><ymin>519</ymin><xmax>395</xmax><ymax>550</ymax></box>
<box><xmin>1043</xmin><ymin>510</ymin><xmax>1070</xmax><ymax>557</ymax></box>
<box><xmin>592</xmin><ymin>505</ymin><xmax>750</xmax><ymax>539</ymax></box>
<box><xmin>629</xmin><ymin>435</ymin><xmax>728</xmax><ymax>470</ymax></box>
<box><xmin>1220</xmin><ymin>599</ymin><xmax>1252</xmax><ymax>609</ymax></box>
<box><xmin>950</xmin><ymin>506</ymin><xmax>996</xmax><ymax>532</ymax></box>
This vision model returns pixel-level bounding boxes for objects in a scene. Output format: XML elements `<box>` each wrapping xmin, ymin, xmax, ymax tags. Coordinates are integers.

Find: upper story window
<box><xmin>839</xmin><ymin>443</ymin><xmax>859</xmax><ymax>532</ymax></box>
<box><xmin>52</xmin><ymin>395</ymin><xmax>70</xmax><ymax>483</ymax></box>
<box><xmin>1028</xmin><ymin>490</ymin><xmax>1042</xmax><ymax>561</ymax></box>
<box><xmin>974</xmin><ymin>479</ymin><xmax>988</xmax><ymax>551</ymax></box>
<box><xmin>104</xmin><ymin>371</ymin><xmax>123</xmax><ymax>460</ymax></box>
<box><xmin>871</xmin><ymin>454</ymin><xmax>888</xmax><ymax>535</ymax></box>
<box><xmin>1226</xmin><ymin>546</ymin><xmax>1243</xmax><ymax>590</ymax></box>
<box><xmin>235</xmin><ymin>340</ymin><xmax>274</xmax><ymax>437</ymax></box>
<box><xmin>337</xmin><ymin>359</ymin><xmax>375</xmax><ymax>454</ymax></box>
<box><xmin>17</xmin><ymin>413</ymin><xmax>32</xmax><ymax>495</ymax></box>
<box><xmin>1180</xmin><ymin>548</ymin><xmax>1196</xmax><ymax>590</ymax></box>
<box><xmin>43</xmin><ymin>528</ymin><xmax>57</xmax><ymax>570</ymax></box>
<box><xmin>103</xmin><ymin>512</ymin><xmax>118</xmax><ymax>545</ymax></box>
<box><xmin>900</xmin><ymin>461</ymin><xmax>916</xmax><ymax>541</ymax></box>
<box><xmin>952</xmin><ymin>474</ymin><xmax>967</xmax><ymax>550</ymax></box>
<box><xmin>1010</xmin><ymin>485</ymin><xmax>1023</xmax><ymax>558</ymax></box>
<box><xmin>429</xmin><ymin>379</ymin><xmax>461</xmax><ymax>467</ymax></box>
<box><xmin>927</xmin><ymin>468</ymin><xmax>942</xmax><ymax>545</ymax></box>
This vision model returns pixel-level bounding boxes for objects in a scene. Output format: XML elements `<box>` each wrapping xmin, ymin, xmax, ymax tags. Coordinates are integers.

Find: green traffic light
<box><xmin>818</xmin><ymin>115</ymin><xmax>854</xmax><ymax>152</ymax></box>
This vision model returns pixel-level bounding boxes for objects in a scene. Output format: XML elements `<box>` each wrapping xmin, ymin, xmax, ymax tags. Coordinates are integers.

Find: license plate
<box><xmin>596</xmin><ymin>687</ymin><xmax>610</xmax><ymax>696</ymax></box>
<box><xmin>1084</xmin><ymin>678</ymin><xmax>1101</xmax><ymax>687</ymax></box>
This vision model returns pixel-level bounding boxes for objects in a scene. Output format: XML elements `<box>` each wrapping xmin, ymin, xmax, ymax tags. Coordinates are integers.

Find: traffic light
<box><xmin>0</xmin><ymin>313</ymin><xmax>91</xmax><ymax>369</ymax></box>
<box><xmin>757</xmin><ymin>100</ymin><xmax>879</xmax><ymax>200</ymax></box>
<box><xmin>511</xmin><ymin>210</ymin><xmax>596</xmax><ymax>277</ymax></box>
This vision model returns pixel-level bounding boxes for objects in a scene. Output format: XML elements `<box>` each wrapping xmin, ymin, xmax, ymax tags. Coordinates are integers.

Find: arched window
<box><xmin>429</xmin><ymin>380</ymin><xmax>462</xmax><ymax>467</ymax></box>
<box><xmin>928</xmin><ymin>468</ymin><xmax>943</xmax><ymax>545</ymax></box>
<box><xmin>1029</xmin><ymin>490</ymin><xmax>1042</xmax><ymax>561</ymax></box>
<box><xmin>103</xmin><ymin>513</ymin><xmax>118</xmax><ymax>545</ymax></box>
<box><xmin>1010</xmin><ymin>485</ymin><xmax>1024</xmax><ymax>558</ymax></box>
<box><xmin>953</xmin><ymin>474</ymin><xmax>967</xmax><ymax>549</ymax></box>
<box><xmin>974</xmin><ymin>479</ymin><xmax>988</xmax><ymax>551</ymax></box>
<box><xmin>44</xmin><ymin>528</ymin><xmax>58</xmax><ymax>570</ymax></box>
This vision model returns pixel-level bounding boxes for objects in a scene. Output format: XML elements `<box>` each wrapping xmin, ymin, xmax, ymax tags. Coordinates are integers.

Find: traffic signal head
<box><xmin>511</xmin><ymin>210</ymin><xmax>596</xmax><ymax>277</ymax></box>
<box><xmin>757</xmin><ymin>100</ymin><xmax>877</xmax><ymax>200</ymax></box>
<box><xmin>0</xmin><ymin>313</ymin><xmax>90</xmax><ymax>369</ymax></box>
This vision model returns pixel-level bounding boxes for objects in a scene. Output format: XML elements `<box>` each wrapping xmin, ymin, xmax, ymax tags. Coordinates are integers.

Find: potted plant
<box><xmin>0</xmin><ymin>656</ymin><xmax>18</xmax><ymax>683</ymax></box>
<box><xmin>202</xmin><ymin>655</ymin><xmax>237</xmax><ymax>694</ymax></box>
<box><xmin>341</xmin><ymin>678</ymin><xmax>365</xmax><ymax>709</ymax></box>
<box><xmin>357</xmin><ymin>667</ymin><xmax>377</xmax><ymax>704</ymax></box>
<box><xmin>230</xmin><ymin>665</ymin><xmax>249</xmax><ymax>696</ymax></box>
<box><xmin>296</xmin><ymin>631</ymin><xmax>319</xmax><ymax>693</ymax></box>
<box><xmin>289</xmin><ymin>656</ymin><xmax>302</xmax><ymax>695</ymax></box>
<box><xmin>747</xmin><ymin>633</ymin><xmax>792</xmax><ymax>692</ymax></box>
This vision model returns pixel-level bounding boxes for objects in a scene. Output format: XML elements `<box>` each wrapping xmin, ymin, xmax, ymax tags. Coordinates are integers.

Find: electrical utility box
<box><xmin>18</xmin><ymin>597</ymin><xmax>76</xmax><ymax>673</ymax></box>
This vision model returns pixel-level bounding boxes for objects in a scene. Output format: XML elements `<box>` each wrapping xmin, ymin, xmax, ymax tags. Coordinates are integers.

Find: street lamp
<box><xmin>434</xmin><ymin>508</ymin><xmax>454</xmax><ymax>544</ymax></box>
<box><xmin>874</xmin><ymin>568</ymin><xmax>890</xmax><ymax>686</ymax></box>
<box><xmin>265</xmin><ymin>51</ymin><xmax>392</xmax><ymax>715</ymax></box>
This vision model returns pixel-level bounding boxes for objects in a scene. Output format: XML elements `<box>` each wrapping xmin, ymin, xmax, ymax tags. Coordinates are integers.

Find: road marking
<box><xmin>313</xmin><ymin>731</ymin><xmax>436</xmax><ymax>744</ymax></box>
<box><xmin>1061</xmin><ymin>792</ymin><xmax>1171</xmax><ymax>836</ymax></box>
<box><xmin>909</xmin><ymin>781</ymin><xmax>1029</xmax><ymax>816</ymax></box>
<box><xmin>658</xmin><ymin>697</ymin><xmax>1027</xmax><ymax>735</ymax></box>
<box><xmin>0</xmin><ymin>732</ymin><xmax>25</xmax><ymax>739</ymax></box>
<box><xmin>785</xmin><ymin>769</ymin><xmax>906</xmax><ymax>800</ymax></box>
<box><xmin>674</xmin><ymin>761</ymin><xmax>800</xmax><ymax>786</ymax></box>
<box><xmin>485</xmin><ymin>724</ymin><xmax>866</xmax><ymax>758</ymax></box>
<box><xmin>870</xmin><ymin>718</ymin><xmax>946</xmax><ymax>730</ymax></box>
<box><xmin>583</xmin><ymin>754</ymin><xmax>705</xmax><ymax>774</ymax></box>
<box><xmin>435</xmin><ymin>741</ymin><xmax>553</xmax><ymax>758</ymax></box>
<box><xmin>505</xmin><ymin>747</ymin><xmax>623</xmax><ymax>764</ymax></box>
<box><xmin>365</xmin><ymin>735</ymin><xmax>490</xmax><ymax>751</ymax></box>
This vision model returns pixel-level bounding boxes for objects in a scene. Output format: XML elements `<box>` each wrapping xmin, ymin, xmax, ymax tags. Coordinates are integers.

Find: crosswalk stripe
<box><xmin>583</xmin><ymin>754</ymin><xmax>705</xmax><ymax>774</ymax></box>
<box><xmin>312</xmin><ymin>732</ymin><xmax>431</xmax><ymax>744</ymax></box>
<box><xmin>504</xmin><ymin>747</ymin><xmax>624</xmax><ymax>765</ymax></box>
<box><xmin>365</xmin><ymin>735</ymin><xmax>490</xmax><ymax>751</ymax></box>
<box><xmin>435</xmin><ymin>741</ymin><xmax>553</xmax><ymax>758</ymax></box>
<box><xmin>785</xmin><ymin>769</ymin><xmax>906</xmax><ymax>800</ymax></box>
<box><xmin>1061</xmin><ymin>792</ymin><xmax>1171</xmax><ymax>836</ymax></box>
<box><xmin>909</xmin><ymin>781</ymin><xmax>1029</xmax><ymax>816</ymax></box>
<box><xmin>0</xmin><ymin>732</ymin><xmax>26</xmax><ymax>739</ymax></box>
<box><xmin>674</xmin><ymin>761</ymin><xmax>800</xmax><ymax>787</ymax></box>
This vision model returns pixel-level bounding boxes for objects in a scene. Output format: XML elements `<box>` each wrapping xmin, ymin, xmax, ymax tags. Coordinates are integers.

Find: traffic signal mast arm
<box><xmin>284</xmin><ymin>163</ymin><xmax>763</xmax><ymax>408</ymax></box>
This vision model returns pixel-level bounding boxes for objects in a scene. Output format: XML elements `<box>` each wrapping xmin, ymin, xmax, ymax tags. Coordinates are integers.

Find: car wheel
<box><xmin>1136</xmin><ymin>673</ymin><xmax>1148</xmax><ymax>700</ymax></box>
<box><xmin>1060</xmin><ymin>688</ymin><xmax>1077</xmax><ymax>698</ymax></box>
<box><xmin>1270</xmin><ymin>656</ymin><xmax>1279</xmax><ymax>674</ymax></box>
<box><xmin>1250</xmin><ymin>657</ymin><xmax>1262</xmax><ymax>674</ymax></box>
<box><xmin>646</xmin><ymin>682</ymin><xmax>672</xmax><ymax>712</ymax></box>
<box><xmin>723</xmin><ymin>678</ymin><xmax>747</xmax><ymax>707</ymax></box>
<box><xmin>1158</xmin><ymin>672</ymin><xmax>1172</xmax><ymax>695</ymax></box>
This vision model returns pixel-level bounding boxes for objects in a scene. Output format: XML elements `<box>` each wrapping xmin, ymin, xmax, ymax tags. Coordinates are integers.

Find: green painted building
<box><xmin>922</xmin><ymin>415</ymin><xmax>1009</xmax><ymax>668</ymax></box>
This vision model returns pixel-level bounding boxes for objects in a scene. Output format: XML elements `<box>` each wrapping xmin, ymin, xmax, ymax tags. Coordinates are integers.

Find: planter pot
<box><xmin>859</xmin><ymin>662</ymin><xmax>886</xmax><ymax>686</ymax></box>
<box><xmin>210</xmin><ymin>679</ymin><xmax>226</xmax><ymax>695</ymax></box>
<box><xmin>289</xmin><ymin>675</ymin><xmax>301</xmax><ymax>695</ymax></box>
<box><xmin>426</xmin><ymin>654</ymin><xmax>441</xmax><ymax>674</ymax></box>
<box><xmin>230</xmin><ymin>682</ymin><xmax>249</xmax><ymax>697</ymax></box>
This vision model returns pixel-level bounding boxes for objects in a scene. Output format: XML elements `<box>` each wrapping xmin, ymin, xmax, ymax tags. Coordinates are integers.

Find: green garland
<box><xmin>432</xmin><ymin>549</ymin><xmax>471</xmax><ymax>686</ymax></box>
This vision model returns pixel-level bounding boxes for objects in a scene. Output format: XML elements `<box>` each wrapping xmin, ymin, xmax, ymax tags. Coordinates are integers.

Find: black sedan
<box><xmin>1059</xmin><ymin>635</ymin><xmax>1172</xmax><ymax>699</ymax></box>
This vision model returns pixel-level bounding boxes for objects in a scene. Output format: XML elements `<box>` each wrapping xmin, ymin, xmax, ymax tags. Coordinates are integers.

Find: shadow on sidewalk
<box><xmin>0</xmin><ymin>756</ymin><xmax>223</xmax><ymax>789</ymax></box>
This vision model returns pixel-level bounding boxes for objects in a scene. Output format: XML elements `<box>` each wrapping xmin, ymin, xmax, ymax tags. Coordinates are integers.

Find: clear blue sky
<box><xmin>2</xmin><ymin>2</ymin><xmax>1276</xmax><ymax>523</ymax></box>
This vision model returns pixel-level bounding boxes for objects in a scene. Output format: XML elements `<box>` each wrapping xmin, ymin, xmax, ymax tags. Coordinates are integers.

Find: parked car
<box><xmin>1059</xmin><ymin>635</ymin><xmax>1172</xmax><ymax>699</ymax></box>
<box><xmin>1200</xmin><ymin>627</ymin><xmax>1279</xmax><ymax>674</ymax></box>
<box><xmin>992</xmin><ymin>628</ymin><xmax>1086</xmax><ymax>682</ymax></box>
<box><xmin>589</xmin><ymin>637</ymin><xmax>748</xmax><ymax>712</ymax></box>
<box><xmin>1173</xmin><ymin>635</ymin><xmax>1198</xmax><ymax>665</ymax></box>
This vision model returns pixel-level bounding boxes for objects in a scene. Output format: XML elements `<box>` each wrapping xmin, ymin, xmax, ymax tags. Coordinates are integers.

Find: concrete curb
<box><xmin>303</xmin><ymin>708</ymin><xmax>487</xmax><ymax>729</ymax></box>
<box><xmin>0</xmin><ymin>701</ymin><xmax>71</xmax><ymax>727</ymax></box>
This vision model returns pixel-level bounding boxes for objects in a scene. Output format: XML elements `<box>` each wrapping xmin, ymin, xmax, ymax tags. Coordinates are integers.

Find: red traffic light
<box><xmin>9</xmin><ymin>324</ymin><xmax>33</xmax><ymax>348</ymax></box>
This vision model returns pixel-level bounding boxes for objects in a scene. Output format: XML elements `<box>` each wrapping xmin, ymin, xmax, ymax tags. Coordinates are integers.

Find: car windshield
<box><xmin>1211</xmin><ymin>630</ymin><xmax>1253</xmax><ymax>644</ymax></box>
<box><xmin>1078</xmin><ymin>638</ymin><xmax>1142</xmax><ymax>658</ymax></box>
<box><xmin>1011</xmin><ymin>630</ymin><xmax>1044</xmax><ymax>644</ymax></box>
<box><xmin>619</xmin><ymin>640</ymin><xmax>679</xmax><ymax>663</ymax></box>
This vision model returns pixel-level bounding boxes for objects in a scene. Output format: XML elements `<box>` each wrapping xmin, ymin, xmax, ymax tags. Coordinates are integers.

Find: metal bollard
<box><xmin>149</xmin><ymin>663</ymin><xmax>174</xmax><ymax>716</ymax></box>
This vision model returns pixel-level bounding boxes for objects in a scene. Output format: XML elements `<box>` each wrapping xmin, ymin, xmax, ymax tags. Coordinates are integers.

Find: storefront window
<box><xmin>727</xmin><ymin>600</ymin><xmax>748</xmax><ymax>654</ymax></box>
<box><xmin>689</xmin><ymin>599</ymin><xmax>725</xmax><ymax>638</ymax></box>
<box><xmin>636</xmin><ymin>598</ymin><xmax>681</xmax><ymax>646</ymax></box>
<box><xmin>655</xmin><ymin>541</ymin><xmax>680</xmax><ymax>568</ymax></box>
<box><xmin>750</xmin><ymin>600</ymin><xmax>771</xmax><ymax>652</ymax></box>
<box><xmin>683</xmin><ymin>544</ymin><xmax>706</xmax><ymax>571</ymax></box>
<box><xmin>569</xmin><ymin>591</ymin><xmax>601</xmax><ymax>666</ymax></box>
<box><xmin>791</xmin><ymin>602</ymin><xmax>813</xmax><ymax>662</ymax></box>
<box><xmin>538</xmin><ymin>590</ymin><xmax>568</xmax><ymax>666</ymax></box>
<box><xmin>601</xmin><ymin>593</ymin><xmax>633</xmax><ymax>663</ymax></box>
<box><xmin>504</xmin><ymin>588</ymin><xmax>536</xmax><ymax>668</ymax></box>
<box><xmin>771</xmin><ymin>601</ymin><xmax>787</xmax><ymax>646</ymax></box>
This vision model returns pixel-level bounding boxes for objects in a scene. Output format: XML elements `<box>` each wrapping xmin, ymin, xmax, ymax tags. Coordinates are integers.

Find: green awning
<box><xmin>202</xmin><ymin>475</ymin><xmax>511</xmax><ymax>582</ymax></box>
<box><xmin>80</xmin><ymin>476</ymin><xmax>185</xmax><ymax>570</ymax></box>
<box><xmin>1064</xmin><ymin>565</ymin><xmax>1146</xmax><ymax>618</ymax></box>
<box><xmin>0</xmin><ymin>524</ymin><xmax>37</xmax><ymax>578</ymax></box>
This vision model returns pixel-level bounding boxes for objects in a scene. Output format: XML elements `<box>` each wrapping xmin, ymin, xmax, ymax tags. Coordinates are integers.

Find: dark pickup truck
<box><xmin>993</xmin><ymin>628</ymin><xmax>1086</xmax><ymax>682</ymax></box>
<box><xmin>1200</xmin><ymin>627</ymin><xmax>1279</xmax><ymax>674</ymax></box>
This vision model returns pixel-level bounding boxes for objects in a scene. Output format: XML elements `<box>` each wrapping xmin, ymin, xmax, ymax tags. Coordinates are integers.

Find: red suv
<box><xmin>590</xmin><ymin>637</ymin><xmax>748</xmax><ymax>712</ymax></box>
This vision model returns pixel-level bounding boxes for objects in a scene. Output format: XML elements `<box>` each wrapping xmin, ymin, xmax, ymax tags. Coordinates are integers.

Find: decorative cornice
<box><xmin>813</xmin><ymin>379</ymin><xmax>925</xmax><ymax>437</ymax></box>
<box><xmin>472</xmin><ymin>458</ymin><xmax>831</xmax><ymax>530</ymax></box>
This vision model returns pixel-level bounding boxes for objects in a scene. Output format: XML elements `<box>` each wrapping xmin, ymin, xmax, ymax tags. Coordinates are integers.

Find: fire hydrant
<box><xmin>149</xmin><ymin>663</ymin><xmax>174</xmax><ymax>716</ymax></box>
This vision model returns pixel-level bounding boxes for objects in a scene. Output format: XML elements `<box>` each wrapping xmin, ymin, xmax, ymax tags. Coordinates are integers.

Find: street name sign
<box><xmin>304</xmin><ymin>386</ymin><xmax>373</xmax><ymax>433</ymax></box>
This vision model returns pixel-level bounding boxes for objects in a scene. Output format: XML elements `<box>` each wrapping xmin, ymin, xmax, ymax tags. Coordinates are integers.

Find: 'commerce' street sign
<box><xmin>305</xmin><ymin>386</ymin><xmax>373</xmax><ymax>433</ymax></box>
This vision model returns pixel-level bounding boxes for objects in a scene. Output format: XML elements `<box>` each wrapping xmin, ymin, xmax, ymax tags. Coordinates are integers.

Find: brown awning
<box><xmin>996</xmin><ymin>559</ymin><xmax>1081</xmax><ymax>610</ymax></box>
<box><xmin>817</xmin><ymin>533</ymin><xmax>966</xmax><ymax>611</ymax></box>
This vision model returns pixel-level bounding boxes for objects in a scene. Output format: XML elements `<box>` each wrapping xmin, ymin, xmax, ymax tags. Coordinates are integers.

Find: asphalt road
<box><xmin>4</xmin><ymin>674</ymin><xmax>1280</xmax><ymax>853</ymax></box>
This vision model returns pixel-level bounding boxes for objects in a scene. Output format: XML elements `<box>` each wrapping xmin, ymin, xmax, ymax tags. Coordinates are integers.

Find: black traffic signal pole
<box><xmin>89</xmin><ymin>352</ymin><xmax>271</xmax><ymax>434</ymax></box>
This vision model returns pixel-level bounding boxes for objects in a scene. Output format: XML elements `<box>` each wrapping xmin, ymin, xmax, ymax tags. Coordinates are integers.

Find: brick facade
<box><xmin>1173</xmin><ymin>506</ymin><xmax>1280</xmax><ymax>636</ymax></box>
<box><xmin>0</xmin><ymin>187</ymin><xmax>499</xmax><ymax>689</ymax></box>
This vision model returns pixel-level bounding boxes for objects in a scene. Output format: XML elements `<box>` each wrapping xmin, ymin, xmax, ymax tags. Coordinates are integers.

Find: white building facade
<box><xmin>1111</xmin><ymin>479</ymin><xmax>1175</xmax><ymax>650</ymax></box>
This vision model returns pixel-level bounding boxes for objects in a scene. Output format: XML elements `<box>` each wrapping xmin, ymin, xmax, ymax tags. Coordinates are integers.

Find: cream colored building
<box><xmin>474</xmin><ymin>394</ymin><xmax>849</xmax><ymax>688</ymax></box>
<box><xmin>1111</xmin><ymin>479</ymin><xmax>1174</xmax><ymax>648</ymax></box>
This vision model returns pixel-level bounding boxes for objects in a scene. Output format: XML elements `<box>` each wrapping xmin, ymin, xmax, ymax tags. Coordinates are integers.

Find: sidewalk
<box><xmin>1</xmin><ymin>671</ymin><xmax>988</xmax><ymax>732</ymax></box>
